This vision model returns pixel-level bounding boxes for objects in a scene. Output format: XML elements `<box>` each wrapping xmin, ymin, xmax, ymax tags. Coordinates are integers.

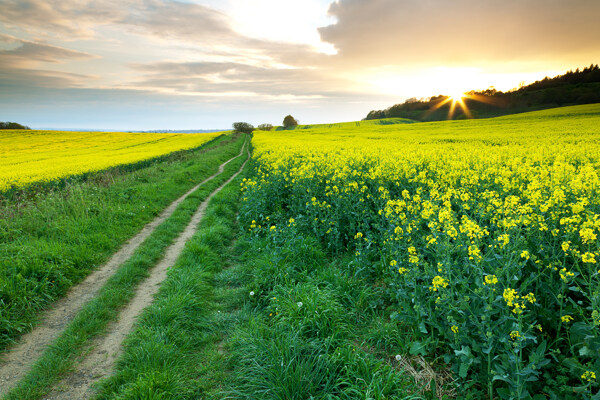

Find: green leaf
<box><xmin>409</xmin><ymin>341</ymin><xmax>427</xmax><ymax>356</ymax></box>
<box><xmin>459</xmin><ymin>362</ymin><xmax>469</xmax><ymax>378</ymax></box>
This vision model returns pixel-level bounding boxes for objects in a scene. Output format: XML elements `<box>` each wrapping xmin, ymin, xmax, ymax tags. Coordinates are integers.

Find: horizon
<box><xmin>2</xmin><ymin>0</ymin><xmax>600</xmax><ymax>130</ymax></box>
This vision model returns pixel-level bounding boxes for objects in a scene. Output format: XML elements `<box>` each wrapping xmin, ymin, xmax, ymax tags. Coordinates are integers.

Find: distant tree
<box><xmin>0</xmin><ymin>121</ymin><xmax>31</xmax><ymax>130</ymax></box>
<box><xmin>282</xmin><ymin>115</ymin><xmax>298</xmax><ymax>129</ymax></box>
<box><xmin>257</xmin><ymin>123</ymin><xmax>273</xmax><ymax>131</ymax></box>
<box><xmin>232</xmin><ymin>122</ymin><xmax>255</xmax><ymax>134</ymax></box>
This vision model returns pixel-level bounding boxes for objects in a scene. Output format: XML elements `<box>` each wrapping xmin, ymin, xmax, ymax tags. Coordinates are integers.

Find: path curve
<box><xmin>0</xmin><ymin>137</ymin><xmax>247</xmax><ymax>397</ymax></box>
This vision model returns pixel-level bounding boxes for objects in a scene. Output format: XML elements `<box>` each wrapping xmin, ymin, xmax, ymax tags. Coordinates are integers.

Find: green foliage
<box><xmin>257</xmin><ymin>123</ymin><xmax>273</xmax><ymax>131</ymax></box>
<box><xmin>232</xmin><ymin>122</ymin><xmax>255</xmax><ymax>134</ymax></box>
<box><xmin>0</xmin><ymin>121</ymin><xmax>30</xmax><ymax>130</ymax></box>
<box><xmin>282</xmin><ymin>115</ymin><xmax>298</xmax><ymax>129</ymax></box>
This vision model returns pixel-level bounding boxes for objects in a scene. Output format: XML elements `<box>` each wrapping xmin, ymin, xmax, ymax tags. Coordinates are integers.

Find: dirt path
<box><xmin>42</xmin><ymin>142</ymin><xmax>250</xmax><ymax>399</ymax></box>
<box><xmin>0</xmin><ymin>139</ymin><xmax>247</xmax><ymax>398</ymax></box>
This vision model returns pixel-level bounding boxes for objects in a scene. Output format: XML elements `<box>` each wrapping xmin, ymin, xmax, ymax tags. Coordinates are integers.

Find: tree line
<box><xmin>365</xmin><ymin>64</ymin><xmax>600</xmax><ymax>121</ymax></box>
<box><xmin>232</xmin><ymin>115</ymin><xmax>298</xmax><ymax>134</ymax></box>
<box><xmin>0</xmin><ymin>121</ymin><xmax>31</xmax><ymax>130</ymax></box>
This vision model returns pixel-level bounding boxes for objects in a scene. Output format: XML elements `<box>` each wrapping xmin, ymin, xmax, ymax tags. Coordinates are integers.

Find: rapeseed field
<box><xmin>240</xmin><ymin>104</ymin><xmax>600</xmax><ymax>398</ymax></box>
<box><xmin>0</xmin><ymin>130</ymin><xmax>221</xmax><ymax>191</ymax></box>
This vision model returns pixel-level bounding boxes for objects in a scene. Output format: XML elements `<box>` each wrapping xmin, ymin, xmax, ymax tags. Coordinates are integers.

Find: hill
<box><xmin>365</xmin><ymin>64</ymin><xmax>600</xmax><ymax>121</ymax></box>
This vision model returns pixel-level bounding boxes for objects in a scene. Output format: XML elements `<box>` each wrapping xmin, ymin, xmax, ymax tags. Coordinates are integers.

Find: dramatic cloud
<box><xmin>0</xmin><ymin>0</ymin><xmax>598</xmax><ymax>129</ymax></box>
<box><xmin>320</xmin><ymin>0</ymin><xmax>600</xmax><ymax>67</ymax></box>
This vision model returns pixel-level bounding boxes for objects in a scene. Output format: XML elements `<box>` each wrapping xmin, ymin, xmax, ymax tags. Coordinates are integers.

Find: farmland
<box><xmin>1</xmin><ymin>105</ymin><xmax>600</xmax><ymax>399</ymax></box>
<box><xmin>0</xmin><ymin>130</ymin><xmax>221</xmax><ymax>192</ymax></box>
<box><xmin>235</xmin><ymin>104</ymin><xmax>600</xmax><ymax>398</ymax></box>
<box><xmin>0</xmin><ymin>133</ymin><xmax>244</xmax><ymax>349</ymax></box>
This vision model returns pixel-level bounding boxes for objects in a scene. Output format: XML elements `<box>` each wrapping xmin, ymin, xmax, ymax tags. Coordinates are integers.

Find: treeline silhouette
<box><xmin>365</xmin><ymin>64</ymin><xmax>600</xmax><ymax>121</ymax></box>
<box><xmin>0</xmin><ymin>121</ymin><xmax>31</xmax><ymax>130</ymax></box>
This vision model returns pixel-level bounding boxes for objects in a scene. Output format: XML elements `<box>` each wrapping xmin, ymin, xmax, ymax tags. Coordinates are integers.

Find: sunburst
<box><xmin>422</xmin><ymin>91</ymin><xmax>499</xmax><ymax>120</ymax></box>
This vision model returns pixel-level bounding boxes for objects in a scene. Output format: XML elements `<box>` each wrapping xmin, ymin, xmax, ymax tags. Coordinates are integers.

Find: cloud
<box><xmin>126</xmin><ymin>60</ymin><xmax>357</xmax><ymax>98</ymax></box>
<box><xmin>0</xmin><ymin>68</ymin><xmax>96</xmax><ymax>89</ymax></box>
<box><xmin>319</xmin><ymin>0</ymin><xmax>600</xmax><ymax>67</ymax></box>
<box><xmin>0</xmin><ymin>34</ymin><xmax>97</xmax><ymax>67</ymax></box>
<box><xmin>0</xmin><ymin>35</ymin><xmax>98</xmax><ymax>88</ymax></box>
<box><xmin>0</xmin><ymin>0</ymin><xmax>127</xmax><ymax>38</ymax></box>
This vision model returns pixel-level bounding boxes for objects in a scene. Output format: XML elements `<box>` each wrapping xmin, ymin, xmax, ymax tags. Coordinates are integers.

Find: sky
<box><xmin>1</xmin><ymin>0</ymin><xmax>599</xmax><ymax>130</ymax></box>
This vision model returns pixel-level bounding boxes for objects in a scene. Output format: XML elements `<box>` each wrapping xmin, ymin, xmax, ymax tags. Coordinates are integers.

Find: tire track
<box><xmin>44</xmin><ymin>141</ymin><xmax>250</xmax><ymax>399</ymax></box>
<box><xmin>0</xmin><ymin>138</ymin><xmax>247</xmax><ymax>398</ymax></box>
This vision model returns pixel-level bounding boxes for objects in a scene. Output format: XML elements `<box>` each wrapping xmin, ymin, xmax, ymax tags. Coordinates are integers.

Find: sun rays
<box><xmin>423</xmin><ymin>91</ymin><xmax>502</xmax><ymax>120</ymax></box>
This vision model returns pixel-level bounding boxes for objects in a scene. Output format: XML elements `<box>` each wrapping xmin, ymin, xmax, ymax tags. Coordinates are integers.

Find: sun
<box><xmin>449</xmin><ymin>91</ymin><xmax>466</xmax><ymax>102</ymax></box>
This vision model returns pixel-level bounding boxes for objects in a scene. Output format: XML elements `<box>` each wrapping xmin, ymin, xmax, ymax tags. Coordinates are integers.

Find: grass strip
<box><xmin>93</xmin><ymin>163</ymin><xmax>249</xmax><ymax>399</ymax></box>
<box><xmin>0</xmin><ymin>134</ymin><xmax>242</xmax><ymax>348</ymax></box>
<box><xmin>2</xmin><ymin>138</ymin><xmax>248</xmax><ymax>400</ymax></box>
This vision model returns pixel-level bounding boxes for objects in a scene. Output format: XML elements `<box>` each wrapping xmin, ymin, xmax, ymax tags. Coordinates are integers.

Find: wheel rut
<box><xmin>0</xmin><ymin>139</ymin><xmax>248</xmax><ymax>398</ymax></box>
<box><xmin>43</xmin><ymin>142</ymin><xmax>250</xmax><ymax>399</ymax></box>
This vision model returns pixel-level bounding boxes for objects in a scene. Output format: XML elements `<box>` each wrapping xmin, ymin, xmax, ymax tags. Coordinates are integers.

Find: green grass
<box><xmin>217</xmin><ymin>230</ymin><xmax>429</xmax><ymax>400</ymax></box>
<box><xmin>0</xmin><ymin>134</ymin><xmax>243</xmax><ymax>348</ymax></box>
<box><xmin>93</xmin><ymin>162</ymin><xmax>249</xmax><ymax>399</ymax></box>
<box><xmin>3</xmin><ymin>137</ymin><xmax>249</xmax><ymax>400</ymax></box>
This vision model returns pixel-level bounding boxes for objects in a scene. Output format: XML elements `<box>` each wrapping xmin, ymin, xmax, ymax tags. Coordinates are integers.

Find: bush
<box><xmin>232</xmin><ymin>122</ymin><xmax>255</xmax><ymax>134</ymax></box>
<box><xmin>257</xmin><ymin>124</ymin><xmax>273</xmax><ymax>131</ymax></box>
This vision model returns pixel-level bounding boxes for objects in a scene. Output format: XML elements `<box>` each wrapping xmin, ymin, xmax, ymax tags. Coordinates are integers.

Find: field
<box><xmin>237</xmin><ymin>104</ymin><xmax>600</xmax><ymax>398</ymax></box>
<box><xmin>1</xmin><ymin>104</ymin><xmax>600</xmax><ymax>400</ymax></box>
<box><xmin>0</xmin><ymin>134</ymin><xmax>244</xmax><ymax>349</ymax></box>
<box><xmin>0</xmin><ymin>130</ymin><xmax>222</xmax><ymax>191</ymax></box>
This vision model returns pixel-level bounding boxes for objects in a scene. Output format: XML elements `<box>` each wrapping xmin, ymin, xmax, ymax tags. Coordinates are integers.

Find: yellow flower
<box><xmin>398</xmin><ymin>267</ymin><xmax>408</xmax><ymax>274</ymax></box>
<box><xmin>430</xmin><ymin>276</ymin><xmax>449</xmax><ymax>292</ymax></box>
<box><xmin>510</xmin><ymin>330</ymin><xmax>521</xmax><ymax>340</ymax></box>
<box><xmin>582</xmin><ymin>252</ymin><xmax>596</xmax><ymax>264</ymax></box>
<box><xmin>503</xmin><ymin>288</ymin><xmax>518</xmax><ymax>307</ymax></box>
<box><xmin>451</xmin><ymin>325</ymin><xmax>459</xmax><ymax>334</ymax></box>
<box><xmin>561</xmin><ymin>315</ymin><xmax>574</xmax><ymax>323</ymax></box>
<box><xmin>270</xmin><ymin>225</ymin><xmax>276</xmax><ymax>231</ymax></box>
<box><xmin>354</xmin><ymin>232</ymin><xmax>363</xmax><ymax>240</ymax></box>
<box><xmin>483</xmin><ymin>275</ymin><xmax>498</xmax><ymax>285</ymax></box>
<box><xmin>559</xmin><ymin>268</ymin><xmax>575</xmax><ymax>282</ymax></box>
<box><xmin>580</xmin><ymin>228</ymin><xmax>597</xmax><ymax>244</ymax></box>
<box><xmin>524</xmin><ymin>292</ymin><xmax>536</xmax><ymax>304</ymax></box>
<box><xmin>390</xmin><ymin>260</ymin><xmax>398</xmax><ymax>267</ymax></box>
<box><xmin>561</xmin><ymin>241</ymin><xmax>570</xmax><ymax>252</ymax></box>
<box><xmin>408</xmin><ymin>246</ymin><xmax>419</xmax><ymax>264</ymax></box>
<box><xmin>520</xmin><ymin>250</ymin><xmax>530</xmax><ymax>260</ymax></box>
<box><xmin>581</xmin><ymin>371</ymin><xmax>596</xmax><ymax>382</ymax></box>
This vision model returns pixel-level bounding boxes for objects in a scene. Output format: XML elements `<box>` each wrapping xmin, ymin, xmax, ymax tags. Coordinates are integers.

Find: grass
<box><xmin>2</xmin><ymin>136</ymin><xmax>249</xmax><ymax>400</ymax></box>
<box><xmin>217</xmin><ymin>230</ymin><xmax>430</xmax><ymax>400</ymax></box>
<box><xmin>0</xmin><ymin>133</ymin><xmax>243</xmax><ymax>348</ymax></box>
<box><xmin>93</xmin><ymin>160</ymin><xmax>250</xmax><ymax>399</ymax></box>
